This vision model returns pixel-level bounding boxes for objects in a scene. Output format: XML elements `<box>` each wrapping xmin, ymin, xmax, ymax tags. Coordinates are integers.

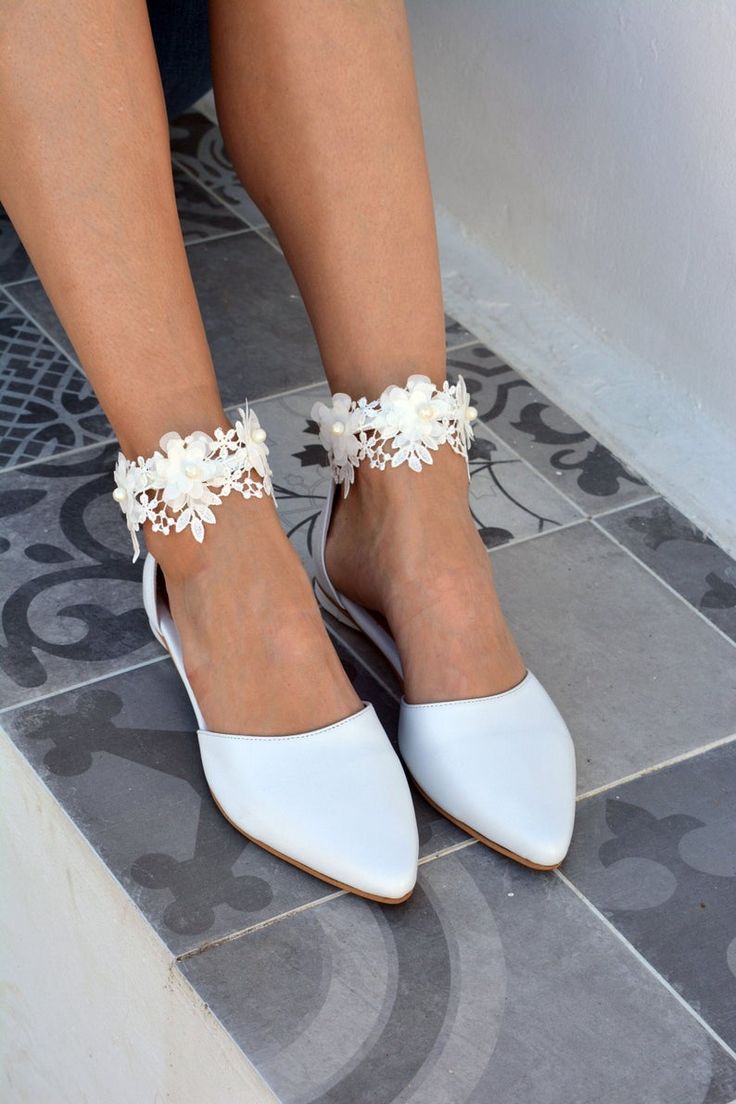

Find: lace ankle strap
<box><xmin>112</xmin><ymin>405</ymin><xmax>274</xmax><ymax>562</ymax></box>
<box><xmin>311</xmin><ymin>373</ymin><xmax>477</xmax><ymax>496</ymax></box>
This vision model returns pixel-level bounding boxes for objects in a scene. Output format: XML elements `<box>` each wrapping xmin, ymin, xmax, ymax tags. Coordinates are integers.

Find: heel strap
<box><xmin>112</xmin><ymin>405</ymin><xmax>273</xmax><ymax>562</ymax></box>
<box><xmin>311</xmin><ymin>373</ymin><xmax>477</xmax><ymax>496</ymax></box>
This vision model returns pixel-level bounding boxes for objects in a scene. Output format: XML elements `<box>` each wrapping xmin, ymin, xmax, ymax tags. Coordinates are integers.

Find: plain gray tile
<box><xmin>599</xmin><ymin>497</ymin><xmax>736</xmax><ymax>642</ymax></box>
<box><xmin>448</xmin><ymin>344</ymin><xmax>652</xmax><ymax>514</ymax></box>
<box><xmin>565</xmin><ymin>739</ymin><xmax>736</xmax><ymax>1051</ymax></box>
<box><xmin>186</xmin><ymin>233</ymin><xmax>326</xmax><ymax>404</ymax></box>
<box><xmin>180</xmin><ymin>842</ymin><xmax>736</xmax><ymax>1103</ymax></box>
<box><xmin>490</xmin><ymin>522</ymin><xmax>736</xmax><ymax>793</ymax></box>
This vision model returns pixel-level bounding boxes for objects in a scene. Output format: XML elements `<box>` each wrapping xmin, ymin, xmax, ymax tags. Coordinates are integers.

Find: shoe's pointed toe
<box><xmin>197</xmin><ymin>704</ymin><xmax>419</xmax><ymax>902</ymax></box>
<box><xmin>398</xmin><ymin>672</ymin><xmax>576</xmax><ymax>869</ymax></box>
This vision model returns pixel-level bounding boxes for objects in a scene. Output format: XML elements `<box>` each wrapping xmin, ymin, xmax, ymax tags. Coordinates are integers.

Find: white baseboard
<box><xmin>437</xmin><ymin>208</ymin><xmax>735</xmax><ymax>557</ymax></box>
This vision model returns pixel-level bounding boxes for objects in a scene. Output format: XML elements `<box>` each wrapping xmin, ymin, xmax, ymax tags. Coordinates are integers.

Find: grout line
<box><xmin>176</xmin><ymin>889</ymin><xmax>347</xmax><ymax>962</ymax></box>
<box><xmin>484</xmin><ymin>516</ymin><xmax>586</xmax><ymax>553</ymax></box>
<box><xmin>226</xmin><ymin>379</ymin><xmax>326</xmax><ymax>413</ymax></box>
<box><xmin>184</xmin><ymin>226</ymin><xmax>254</xmax><ymax>250</ymax></box>
<box><xmin>418</xmin><ymin>837</ymin><xmax>477</xmax><ymax>865</ymax></box>
<box><xmin>2</xmin><ymin>283</ymin><xmax>82</xmax><ymax>368</ymax></box>
<box><xmin>576</xmin><ymin>730</ymin><xmax>736</xmax><ymax>802</ymax></box>
<box><xmin>590</xmin><ymin>492</ymin><xmax>661</xmax><ymax>519</ymax></box>
<box><xmin>0</xmin><ymin>435</ymin><xmax>116</xmax><ymax>478</ymax></box>
<box><xmin>252</xmin><ymin>226</ymin><xmax>282</xmax><ymax>254</ymax></box>
<box><xmin>0</xmin><ymin>653</ymin><xmax>168</xmax><ymax>717</ymax></box>
<box><xmin>591</xmin><ymin>518</ymin><xmax>736</xmax><ymax>651</ymax></box>
<box><xmin>177</xmin><ymin>838</ymin><xmax>479</xmax><ymax>963</ymax></box>
<box><xmin>0</xmin><ymin>273</ymin><xmax>39</xmax><ymax>291</ymax></box>
<box><xmin>445</xmin><ymin>337</ymin><xmax>479</xmax><ymax>353</ymax></box>
<box><xmin>555</xmin><ymin>869</ymin><xmax>736</xmax><ymax>1065</ymax></box>
<box><xmin>0</xmin><ymin>382</ymin><xmax>327</xmax><ymax>481</ymax></box>
<box><xmin>171</xmin><ymin>155</ymin><xmax>268</xmax><ymax>232</ymax></box>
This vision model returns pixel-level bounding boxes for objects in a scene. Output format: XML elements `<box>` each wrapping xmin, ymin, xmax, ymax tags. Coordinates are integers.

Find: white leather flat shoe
<box><xmin>112</xmin><ymin>407</ymin><xmax>418</xmax><ymax>904</ymax></box>
<box><xmin>311</xmin><ymin>374</ymin><xmax>577</xmax><ymax>870</ymax></box>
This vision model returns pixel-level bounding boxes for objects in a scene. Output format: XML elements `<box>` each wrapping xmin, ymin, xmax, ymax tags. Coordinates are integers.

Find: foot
<box><xmin>325</xmin><ymin>446</ymin><xmax>527</xmax><ymax>704</ymax></box>
<box><xmin>147</xmin><ymin>491</ymin><xmax>362</xmax><ymax>736</ymax></box>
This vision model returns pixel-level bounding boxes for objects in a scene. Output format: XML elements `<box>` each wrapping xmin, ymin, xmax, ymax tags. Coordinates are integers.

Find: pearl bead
<box><xmin>112</xmin><ymin>487</ymin><xmax>126</xmax><ymax>503</ymax></box>
<box><xmin>252</xmin><ymin>427</ymin><xmax>267</xmax><ymax>443</ymax></box>
<box><xmin>419</xmin><ymin>405</ymin><xmax>434</xmax><ymax>420</ymax></box>
<box><xmin>331</xmin><ymin>420</ymin><xmax>346</xmax><ymax>436</ymax></box>
<box><xmin>466</xmin><ymin>406</ymin><xmax>478</xmax><ymax>422</ymax></box>
<box><xmin>184</xmin><ymin>464</ymin><xmax>201</xmax><ymax>479</ymax></box>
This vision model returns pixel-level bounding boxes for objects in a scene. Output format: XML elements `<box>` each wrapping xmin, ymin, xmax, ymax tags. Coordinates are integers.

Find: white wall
<box><xmin>408</xmin><ymin>1</ymin><xmax>736</xmax><ymax>552</ymax></box>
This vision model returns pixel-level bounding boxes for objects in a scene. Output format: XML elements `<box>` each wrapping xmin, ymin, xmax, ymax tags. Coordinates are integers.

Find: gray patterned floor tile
<box><xmin>11</xmin><ymin>231</ymin><xmax>327</xmax><ymax>412</ymax></box>
<box><xmin>0</xmin><ymin>205</ymin><xmax>35</xmax><ymax>286</ymax></box>
<box><xmin>5</xmin><ymin>280</ymin><xmax>77</xmax><ymax>362</ymax></box>
<box><xmin>489</xmin><ymin>523</ymin><xmax>736</xmax><ymax>794</ymax></box>
<box><xmin>179</xmin><ymin>842</ymin><xmax>736</xmax><ymax>1104</ymax></box>
<box><xmin>444</xmin><ymin>314</ymin><xmax>476</xmax><ymax>349</ymax></box>
<box><xmin>173</xmin><ymin>162</ymin><xmax>245</xmax><ymax>244</ymax></box>
<box><xmin>3</xmin><ymin>629</ymin><xmax>463</xmax><ymax>956</ymax></box>
<box><xmin>448</xmin><ymin>344</ymin><xmax>652</xmax><ymax>514</ymax></box>
<box><xmin>599</xmin><ymin>497</ymin><xmax>736</xmax><ymax>643</ymax></box>
<box><xmin>253</xmin><ymin>384</ymin><xmax>582</xmax><ymax>570</ymax></box>
<box><xmin>0</xmin><ymin>443</ymin><xmax>159</xmax><ymax>708</ymax></box>
<box><xmin>565</xmin><ymin>738</ymin><xmax>736</xmax><ymax>1050</ymax></box>
<box><xmin>0</xmin><ymin>291</ymin><xmax>108</xmax><ymax>470</ymax></box>
<box><xmin>170</xmin><ymin>111</ymin><xmax>267</xmax><ymax>229</ymax></box>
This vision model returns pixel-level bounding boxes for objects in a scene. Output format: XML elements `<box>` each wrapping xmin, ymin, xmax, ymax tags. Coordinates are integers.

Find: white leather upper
<box><xmin>399</xmin><ymin>673</ymin><xmax>576</xmax><ymax>867</ymax></box>
<box><xmin>313</xmin><ymin>486</ymin><xmax>577</xmax><ymax>868</ymax></box>
<box><xmin>142</xmin><ymin>553</ymin><xmax>418</xmax><ymax>900</ymax></box>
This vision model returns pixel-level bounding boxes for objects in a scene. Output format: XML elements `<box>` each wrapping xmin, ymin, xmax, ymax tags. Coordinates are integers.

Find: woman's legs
<box><xmin>0</xmin><ymin>0</ymin><xmax>359</xmax><ymax>733</ymax></box>
<box><xmin>210</xmin><ymin>0</ymin><xmax>526</xmax><ymax>703</ymax></box>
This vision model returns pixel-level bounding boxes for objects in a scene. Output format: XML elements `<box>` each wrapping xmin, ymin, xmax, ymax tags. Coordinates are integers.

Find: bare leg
<box><xmin>210</xmin><ymin>0</ymin><xmax>526</xmax><ymax>702</ymax></box>
<box><xmin>0</xmin><ymin>0</ymin><xmax>359</xmax><ymax>733</ymax></box>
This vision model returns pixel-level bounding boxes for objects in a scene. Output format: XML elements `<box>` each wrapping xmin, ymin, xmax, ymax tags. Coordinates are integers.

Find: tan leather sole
<box><xmin>410</xmin><ymin>777</ymin><xmax>560</xmax><ymax>871</ymax></box>
<box><xmin>208</xmin><ymin>788</ymin><xmax>414</xmax><ymax>906</ymax></box>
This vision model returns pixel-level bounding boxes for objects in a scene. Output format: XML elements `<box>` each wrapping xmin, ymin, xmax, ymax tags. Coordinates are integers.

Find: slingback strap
<box><xmin>311</xmin><ymin>373</ymin><xmax>477</xmax><ymax>496</ymax></box>
<box><xmin>112</xmin><ymin>404</ymin><xmax>273</xmax><ymax>562</ymax></box>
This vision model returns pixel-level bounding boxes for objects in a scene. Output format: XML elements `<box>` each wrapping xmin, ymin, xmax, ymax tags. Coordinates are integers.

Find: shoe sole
<box><xmin>208</xmin><ymin>788</ymin><xmax>415</xmax><ymax>906</ymax></box>
<box><xmin>315</xmin><ymin>581</ymin><xmax>563</xmax><ymax>873</ymax></box>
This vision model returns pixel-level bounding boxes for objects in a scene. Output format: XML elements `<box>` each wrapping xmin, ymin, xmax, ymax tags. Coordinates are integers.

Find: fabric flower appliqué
<box><xmin>311</xmin><ymin>393</ymin><xmax>363</xmax><ymax>494</ymax></box>
<box><xmin>112</xmin><ymin>407</ymin><xmax>274</xmax><ymax>561</ymax></box>
<box><xmin>311</xmin><ymin>372</ymin><xmax>477</xmax><ymax>492</ymax></box>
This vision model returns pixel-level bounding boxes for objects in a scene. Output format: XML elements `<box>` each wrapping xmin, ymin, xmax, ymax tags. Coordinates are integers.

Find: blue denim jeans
<box><xmin>147</xmin><ymin>0</ymin><xmax>212</xmax><ymax>120</ymax></box>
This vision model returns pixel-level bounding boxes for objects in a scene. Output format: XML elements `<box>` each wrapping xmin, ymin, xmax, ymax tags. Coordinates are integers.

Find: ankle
<box><xmin>146</xmin><ymin>492</ymin><xmax>281</xmax><ymax>585</ymax></box>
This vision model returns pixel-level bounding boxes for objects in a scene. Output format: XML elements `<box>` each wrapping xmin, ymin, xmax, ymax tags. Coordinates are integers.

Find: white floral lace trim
<box><xmin>311</xmin><ymin>374</ymin><xmax>477</xmax><ymax>495</ymax></box>
<box><xmin>112</xmin><ymin>405</ymin><xmax>273</xmax><ymax>562</ymax></box>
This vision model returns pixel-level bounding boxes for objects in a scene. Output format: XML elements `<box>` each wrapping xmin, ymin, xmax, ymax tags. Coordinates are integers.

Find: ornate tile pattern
<box><xmin>252</xmin><ymin>384</ymin><xmax>582</xmax><ymax>569</ymax></box>
<box><xmin>448</xmin><ymin>344</ymin><xmax>652</xmax><ymax>514</ymax></box>
<box><xmin>599</xmin><ymin>497</ymin><xmax>736</xmax><ymax>642</ymax></box>
<box><xmin>0</xmin><ymin>204</ymin><xmax>35</xmax><ymax>287</ymax></box>
<box><xmin>179</xmin><ymin>842</ymin><xmax>736</xmax><ymax>1104</ymax></box>
<box><xmin>170</xmin><ymin>111</ymin><xmax>267</xmax><ymax>229</ymax></box>
<box><xmin>565</xmin><ymin>739</ymin><xmax>736</xmax><ymax>1051</ymax></box>
<box><xmin>3</xmin><ymin>640</ymin><xmax>465</xmax><ymax>956</ymax></box>
<box><xmin>0</xmin><ymin>292</ymin><xmax>108</xmax><ymax>470</ymax></box>
<box><xmin>0</xmin><ymin>444</ymin><xmax>158</xmax><ymax>708</ymax></box>
<box><xmin>173</xmin><ymin>162</ymin><xmax>245</xmax><ymax>243</ymax></box>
